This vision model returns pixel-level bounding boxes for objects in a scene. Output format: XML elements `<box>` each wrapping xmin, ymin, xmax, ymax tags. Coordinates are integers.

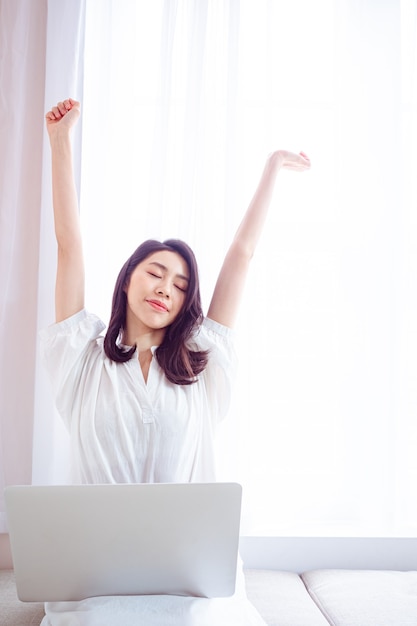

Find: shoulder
<box><xmin>194</xmin><ymin>317</ymin><xmax>235</xmax><ymax>347</ymax></box>
<box><xmin>39</xmin><ymin>309</ymin><xmax>106</xmax><ymax>361</ymax></box>
<box><xmin>40</xmin><ymin>309</ymin><xmax>105</xmax><ymax>341</ymax></box>
<box><xmin>191</xmin><ymin>317</ymin><xmax>237</xmax><ymax>373</ymax></box>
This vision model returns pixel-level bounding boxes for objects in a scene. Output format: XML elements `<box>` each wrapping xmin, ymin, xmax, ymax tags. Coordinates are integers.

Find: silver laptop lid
<box><xmin>5</xmin><ymin>482</ymin><xmax>242</xmax><ymax>602</ymax></box>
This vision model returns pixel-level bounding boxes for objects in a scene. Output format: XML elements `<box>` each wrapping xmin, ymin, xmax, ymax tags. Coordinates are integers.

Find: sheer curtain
<box><xmin>0</xmin><ymin>0</ymin><xmax>48</xmax><ymax>533</ymax></box>
<box><xmin>80</xmin><ymin>0</ymin><xmax>417</xmax><ymax>536</ymax></box>
<box><xmin>1</xmin><ymin>0</ymin><xmax>417</xmax><ymax>539</ymax></box>
<box><xmin>0</xmin><ymin>0</ymin><xmax>85</xmax><ymax>533</ymax></box>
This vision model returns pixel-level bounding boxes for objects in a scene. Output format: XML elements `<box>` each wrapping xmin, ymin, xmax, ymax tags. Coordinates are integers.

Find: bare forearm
<box><xmin>207</xmin><ymin>153</ymin><xmax>283</xmax><ymax>326</ymax></box>
<box><xmin>208</xmin><ymin>149</ymin><xmax>310</xmax><ymax>328</ymax></box>
<box><xmin>45</xmin><ymin>98</ymin><xmax>85</xmax><ymax>322</ymax></box>
<box><xmin>49</xmin><ymin>133</ymin><xmax>82</xmax><ymax>250</ymax></box>
<box><xmin>232</xmin><ymin>151</ymin><xmax>284</xmax><ymax>259</ymax></box>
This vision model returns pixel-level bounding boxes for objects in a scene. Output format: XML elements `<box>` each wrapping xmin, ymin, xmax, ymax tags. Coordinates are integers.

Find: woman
<box><xmin>40</xmin><ymin>98</ymin><xmax>310</xmax><ymax>625</ymax></box>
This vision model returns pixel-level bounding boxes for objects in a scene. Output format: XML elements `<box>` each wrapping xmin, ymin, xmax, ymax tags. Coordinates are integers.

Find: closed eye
<box><xmin>147</xmin><ymin>272</ymin><xmax>162</xmax><ymax>278</ymax></box>
<box><xmin>175</xmin><ymin>284</ymin><xmax>187</xmax><ymax>292</ymax></box>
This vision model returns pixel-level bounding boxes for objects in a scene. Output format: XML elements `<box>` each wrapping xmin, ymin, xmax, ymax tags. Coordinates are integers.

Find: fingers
<box><xmin>298</xmin><ymin>152</ymin><xmax>311</xmax><ymax>170</ymax></box>
<box><xmin>280</xmin><ymin>151</ymin><xmax>311</xmax><ymax>172</ymax></box>
<box><xmin>45</xmin><ymin>98</ymin><xmax>80</xmax><ymax>121</ymax></box>
<box><xmin>46</xmin><ymin>101</ymin><xmax>66</xmax><ymax>121</ymax></box>
<box><xmin>292</xmin><ymin>151</ymin><xmax>311</xmax><ymax>169</ymax></box>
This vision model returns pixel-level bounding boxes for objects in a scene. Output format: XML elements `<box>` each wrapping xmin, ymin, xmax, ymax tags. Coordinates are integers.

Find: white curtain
<box><xmin>0</xmin><ymin>0</ymin><xmax>85</xmax><ymax>532</ymax></box>
<box><xmin>80</xmin><ymin>0</ymin><xmax>417</xmax><ymax>536</ymax></box>
<box><xmin>1</xmin><ymin>0</ymin><xmax>417</xmax><ymax>538</ymax></box>
<box><xmin>0</xmin><ymin>0</ymin><xmax>48</xmax><ymax>532</ymax></box>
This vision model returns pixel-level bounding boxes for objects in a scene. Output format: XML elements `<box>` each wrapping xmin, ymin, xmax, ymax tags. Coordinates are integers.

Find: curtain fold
<box><xmin>0</xmin><ymin>0</ymin><xmax>86</xmax><ymax>532</ymax></box>
<box><xmin>32</xmin><ymin>0</ymin><xmax>86</xmax><ymax>486</ymax></box>
<box><xmin>0</xmin><ymin>0</ymin><xmax>48</xmax><ymax>532</ymax></box>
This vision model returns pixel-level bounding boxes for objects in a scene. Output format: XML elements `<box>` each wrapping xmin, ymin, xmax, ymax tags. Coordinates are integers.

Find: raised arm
<box><xmin>207</xmin><ymin>150</ymin><xmax>310</xmax><ymax>328</ymax></box>
<box><xmin>45</xmin><ymin>98</ymin><xmax>84</xmax><ymax>323</ymax></box>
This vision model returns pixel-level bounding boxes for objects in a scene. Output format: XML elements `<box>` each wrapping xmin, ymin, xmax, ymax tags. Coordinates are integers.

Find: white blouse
<box><xmin>39</xmin><ymin>310</ymin><xmax>267</xmax><ymax>626</ymax></box>
<box><xmin>39</xmin><ymin>309</ymin><xmax>237</xmax><ymax>485</ymax></box>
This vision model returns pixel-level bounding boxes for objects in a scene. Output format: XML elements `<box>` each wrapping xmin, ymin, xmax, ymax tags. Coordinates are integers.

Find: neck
<box><xmin>122</xmin><ymin>327</ymin><xmax>165</xmax><ymax>353</ymax></box>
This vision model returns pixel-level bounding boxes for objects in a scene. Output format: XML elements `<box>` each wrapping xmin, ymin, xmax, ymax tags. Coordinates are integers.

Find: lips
<box><xmin>146</xmin><ymin>299</ymin><xmax>169</xmax><ymax>312</ymax></box>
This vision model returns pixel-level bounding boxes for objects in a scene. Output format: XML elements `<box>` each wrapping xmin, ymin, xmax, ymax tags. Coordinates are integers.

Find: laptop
<box><xmin>4</xmin><ymin>482</ymin><xmax>242</xmax><ymax>602</ymax></box>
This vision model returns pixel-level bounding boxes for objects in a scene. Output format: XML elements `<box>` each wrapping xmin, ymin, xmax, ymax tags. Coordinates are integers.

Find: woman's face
<box><xmin>125</xmin><ymin>250</ymin><xmax>189</xmax><ymax>334</ymax></box>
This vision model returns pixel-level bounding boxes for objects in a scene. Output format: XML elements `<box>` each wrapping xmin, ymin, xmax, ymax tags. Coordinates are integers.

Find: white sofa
<box><xmin>2</xmin><ymin>568</ymin><xmax>417</xmax><ymax>626</ymax></box>
<box><xmin>245</xmin><ymin>568</ymin><xmax>417</xmax><ymax>625</ymax></box>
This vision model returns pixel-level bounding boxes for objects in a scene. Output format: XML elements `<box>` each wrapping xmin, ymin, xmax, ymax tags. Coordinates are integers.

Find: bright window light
<box><xmin>80</xmin><ymin>0</ymin><xmax>417</xmax><ymax>537</ymax></box>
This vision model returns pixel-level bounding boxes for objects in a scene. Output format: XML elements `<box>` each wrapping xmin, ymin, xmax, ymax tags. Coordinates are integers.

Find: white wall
<box><xmin>2</xmin><ymin>532</ymin><xmax>416</xmax><ymax>572</ymax></box>
<box><xmin>239</xmin><ymin>536</ymin><xmax>417</xmax><ymax>572</ymax></box>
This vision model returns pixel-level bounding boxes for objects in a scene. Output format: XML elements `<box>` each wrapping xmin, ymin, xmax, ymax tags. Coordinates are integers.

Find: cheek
<box><xmin>174</xmin><ymin>293</ymin><xmax>187</xmax><ymax>314</ymax></box>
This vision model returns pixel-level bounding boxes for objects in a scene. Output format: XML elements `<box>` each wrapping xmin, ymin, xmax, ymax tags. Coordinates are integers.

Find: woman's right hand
<box><xmin>45</xmin><ymin>98</ymin><xmax>80</xmax><ymax>139</ymax></box>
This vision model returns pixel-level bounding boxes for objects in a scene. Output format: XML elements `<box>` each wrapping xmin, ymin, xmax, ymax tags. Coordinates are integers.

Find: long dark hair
<box><xmin>103</xmin><ymin>239</ymin><xmax>209</xmax><ymax>385</ymax></box>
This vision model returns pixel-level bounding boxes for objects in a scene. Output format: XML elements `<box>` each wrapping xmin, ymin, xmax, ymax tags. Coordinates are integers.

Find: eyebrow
<box><xmin>148</xmin><ymin>261</ymin><xmax>189</xmax><ymax>282</ymax></box>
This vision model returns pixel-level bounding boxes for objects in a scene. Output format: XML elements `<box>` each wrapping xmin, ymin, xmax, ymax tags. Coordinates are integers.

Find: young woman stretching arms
<box><xmin>40</xmin><ymin>97</ymin><xmax>310</xmax><ymax>626</ymax></box>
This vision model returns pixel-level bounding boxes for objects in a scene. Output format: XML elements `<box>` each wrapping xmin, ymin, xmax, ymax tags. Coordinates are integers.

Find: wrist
<box><xmin>48</xmin><ymin>131</ymin><xmax>73</xmax><ymax>151</ymax></box>
<box><xmin>266</xmin><ymin>150</ymin><xmax>285</xmax><ymax>169</ymax></box>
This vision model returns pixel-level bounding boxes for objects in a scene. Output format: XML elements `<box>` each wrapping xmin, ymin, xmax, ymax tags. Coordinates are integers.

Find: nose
<box><xmin>156</xmin><ymin>282</ymin><xmax>170</xmax><ymax>298</ymax></box>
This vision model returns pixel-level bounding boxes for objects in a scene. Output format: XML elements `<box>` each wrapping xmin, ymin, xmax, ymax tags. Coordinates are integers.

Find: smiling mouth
<box><xmin>146</xmin><ymin>299</ymin><xmax>169</xmax><ymax>312</ymax></box>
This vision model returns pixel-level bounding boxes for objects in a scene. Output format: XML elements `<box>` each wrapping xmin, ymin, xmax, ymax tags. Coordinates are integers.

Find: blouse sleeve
<box><xmin>194</xmin><ymin>317</ymin><xmax>238</xmax><ymax>424</ymax></box>
<box><xmin>39</xmin><ymin>309</ymin><xmax>106</xmax><ymax>429</ymax></box>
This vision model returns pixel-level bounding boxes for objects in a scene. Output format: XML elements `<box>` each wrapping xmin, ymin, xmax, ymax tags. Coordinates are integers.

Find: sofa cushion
<box><xmin>244</xmin><ymin>569</ymin><xmax>330</xmax><ymax>626</ymax></box>
<box><xmin>302</xmin><ymin>569</ymin><xmax>417</xmax><ymax>626</ymax></box>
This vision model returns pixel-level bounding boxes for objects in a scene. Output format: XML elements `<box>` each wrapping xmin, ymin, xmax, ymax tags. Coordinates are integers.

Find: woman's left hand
<box><xmin>271</xmin><ymin>150</ymin><xmax>311</xmax><ymax>172</ymax></box>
